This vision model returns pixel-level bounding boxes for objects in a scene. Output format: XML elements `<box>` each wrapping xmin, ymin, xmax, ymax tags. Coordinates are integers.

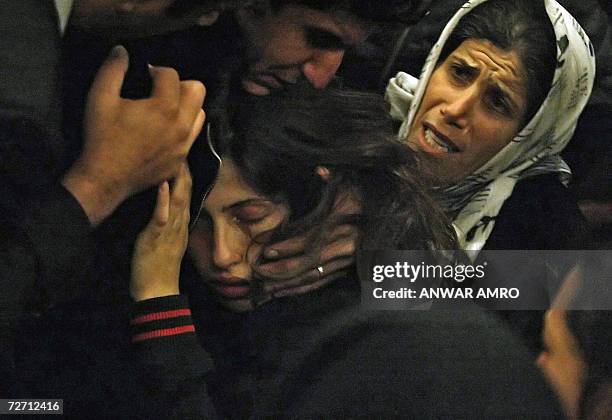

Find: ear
<box><xmin>315</xmin><ymin>166</ymin><xmax>331</xmax><ymax>182</ymax></box>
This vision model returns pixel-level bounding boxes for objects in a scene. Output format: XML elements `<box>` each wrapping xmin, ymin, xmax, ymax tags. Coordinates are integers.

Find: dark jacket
<box><xmin>4</xmin><ymin>13</ymin><xmax>238</xmax><ymax>408</ymax></box>
<box><xmin>0</xmin><ymin>1</ymin><xmax>100</xmax><ymax>396</ymax></box>
<box><xmin>124</xmin><ymin>272</ymin><xmax>564</xmax><ymax>419</ymax></box>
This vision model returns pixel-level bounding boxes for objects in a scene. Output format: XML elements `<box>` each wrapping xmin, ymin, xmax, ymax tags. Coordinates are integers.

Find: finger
<box><xmin>179</xmin><ymin>80</ymin><xmax>206</xmax><ymax>133</ymax></box>
<box><xmin>149</xmin><ymin>65</ymin><xmax>181</xmax><ymax>107</ymax></box>
<box><xmin>260</xmin><ymin>231</ymin><xmax>355</xmax><ymax>275</ymax></box>
<box><xmin>262</xmin><ymin>257</ymin><xmax>353</xmax><ymax>294</ymax></box>
<box><xmin>258</xmin><ymin>254</ymin><xmax>313</xmax><ymax>279</ymax></box>
<box><xmin>171</xmin><ymin>162</ymin><xmax>193</xmax><ymax>211</ymax></box>
<box><xmin>263</xmin><ymin>224</ymin><xmax>356</xmax><ymax>260</ymax></box>
<box><xmin>263</xmin><ymin>235</ymin><xmax>308</xmax><ymax>260</ymax></box>
<box><xmin>184</xmin><ymin>109</ymin><xmax>206</xmax><ymax>151</ymax></box>
<box><xmin>153</xmin><ymin>181</ymin><xmax>170</xmax><ymax>226</ymax></box>
<box><xmin>319</xmin><ymin>234</ymin><xmax>357</xmax><ymax>264</ymax></box>
<box><xmin>543</xmin><ymin>310</ymin><xmax>574</xmax><ymax>351</ymax></box>
<box><xmin>324</xmin><ymin>224</ymin><xmax>357</xmax><ymax>242</ymax></box>
<box><xmin>89</xmin><ymin>45</ymin><xmax>129</xmax><ymax>105</ymax></box>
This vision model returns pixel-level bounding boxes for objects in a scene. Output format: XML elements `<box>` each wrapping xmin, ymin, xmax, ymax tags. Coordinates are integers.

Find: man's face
<box><xmin>71</xmin><ymin>0</ymin><xmax>218</xmax><ymax>38</ymax></box>
<box><xmin>237</xmin><ymin>5</ymin><xmax>372</xmax><ymax>95</ymax></box>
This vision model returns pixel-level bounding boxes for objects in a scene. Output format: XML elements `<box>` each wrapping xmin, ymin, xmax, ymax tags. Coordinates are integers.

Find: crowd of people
<box><xmin>1</xmin><ymin>0</ymin><xmax>610</xmax><ymax>418</ymax></box>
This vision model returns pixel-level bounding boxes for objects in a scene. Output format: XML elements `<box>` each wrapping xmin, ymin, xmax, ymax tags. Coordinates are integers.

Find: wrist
<box><xmin>61</xmin><ymin>161</ymin><xmax>128</xmax><ymax>226</ymax></box>
<box><xmin>131</xmin><ymin>288</ymin><xmax>181</xmax><ymax>302</ymax></box>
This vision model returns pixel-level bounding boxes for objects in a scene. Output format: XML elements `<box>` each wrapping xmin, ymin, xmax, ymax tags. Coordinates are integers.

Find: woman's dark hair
<box><xmin>438</xmin><ymin>0</ymin><xmax>557</xmax><ymax>124</ymax></box>
<box><xmin>211</xmin><ymin>83</ymin><xmax>455</xmax><ymax>262</ymax></box>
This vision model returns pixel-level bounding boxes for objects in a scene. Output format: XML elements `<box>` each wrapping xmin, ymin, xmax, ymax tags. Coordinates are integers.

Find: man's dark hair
<box><xmin>269</xmin><ymin>0</ymin><xmax>433</xmax><ymax>25</ymax></box>
<box><xmin>169</xmin><ymin>0</ymin><xmax>433</xmax><ymax>25</ymax></box>
<box><xmin>438</xmin><ymin>0</ymin><xmax>557</xmax><ymax>125</ymax></box>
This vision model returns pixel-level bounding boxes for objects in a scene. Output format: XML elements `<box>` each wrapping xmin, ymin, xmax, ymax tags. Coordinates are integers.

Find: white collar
<box><xmin>54</xmin><ymin>0</ymin><xmax>74</xmax><ymax>35</ymax></box>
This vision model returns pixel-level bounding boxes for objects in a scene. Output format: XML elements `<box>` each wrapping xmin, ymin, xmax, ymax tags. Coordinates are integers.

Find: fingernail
<box><xmin>110</xmin><ymin>45</ymin><xmax>127</xmax><ymax>59</ymax></box>
<box><xmin>265</xmin><ymin>249</ymin><xmax>279</xmax><ymax>258</ymax></box>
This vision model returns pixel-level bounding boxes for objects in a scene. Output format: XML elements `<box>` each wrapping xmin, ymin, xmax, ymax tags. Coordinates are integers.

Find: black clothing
<box><xmin>477</xmin><ymin>174</ymin><xmax>591</xmax><ymax>354</ymax></box>
<box><xmin>485</xmin><ymin>174</ymin><xmax>591</xmax><ymax>250</ymax></box>
<box><xmin>4</xmin><ymin>13</ymin><xmax>236</xmax><ymax>408</ymax></box>
<box><xmin>2</xmin><ymin>5</ymin><xmax>230</xmax><ymax>401</ymax></box>
<box><xmin>127</xmin><ymin>275</ymin><xmax>564</xmax><ymax>418</ymax></box>
<box><xmin>0</xmin><ymin>183</ymin><xmax>96</xmax><ymax>396</ymax></box>
<box><xmin>0</xmin><ymin>1</ymin><xmax>100</xmax><ymax>396</ymax></box>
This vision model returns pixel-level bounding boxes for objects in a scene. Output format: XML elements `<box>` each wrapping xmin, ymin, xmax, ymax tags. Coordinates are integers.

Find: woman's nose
<box><xmin>440</xmin><ymin>86</ymin><xmax>479</xmax><ymax>129</ymax></box>
<box><xmin>302</xmin><ymin>50</ymin><xmax>345</xmax><ymax>89</ymax></box>
<box><xmin>212</xmin><ymin>225</ymin><xmax>242</xmax><ymax>270</ymax></box>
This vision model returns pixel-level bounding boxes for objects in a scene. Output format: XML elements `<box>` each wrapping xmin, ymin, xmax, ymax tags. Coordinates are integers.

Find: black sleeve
<box><xmin>0</xmin><ymin>0</ymin><xmax>101</xmax><ymax>396</ymax></box>
<box><xmin>130</xmin><ymin>295</ymin><xmax>218</xmax><ymax>418</ymax></box>
<box><xmin>0</xmin><ymin>179</ymin><xmax>98</xmax><ymax>390</ymax></box>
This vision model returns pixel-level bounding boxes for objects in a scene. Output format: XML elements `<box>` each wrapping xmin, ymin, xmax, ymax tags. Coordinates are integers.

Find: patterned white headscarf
<box><xmin>385</xmin><ymin>0</ymin><xmax>596</xmax><ymax>252</ymax></box>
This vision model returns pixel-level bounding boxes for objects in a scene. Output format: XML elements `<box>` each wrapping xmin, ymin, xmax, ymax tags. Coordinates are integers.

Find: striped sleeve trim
<box><xmin>131</xmin><ymin>309</ymin><xmax>192</xmax><ymax>325</ymax></box>
<box><xmin>133</xmin><ymin>325</ymin><xmax>196</xmax><ymax>343</ymax></box>
<box><xmin>131</xmin><ymin>295</ymin><xmax>196</xmax><ymax>343</ymax></box>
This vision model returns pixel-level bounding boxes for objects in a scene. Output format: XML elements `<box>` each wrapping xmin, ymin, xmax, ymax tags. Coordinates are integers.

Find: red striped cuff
<box><xmin>131</xmin><ymin>309</ymin><xmax>192</xmax><ymax>325</ymax></box>
<box><xmin>131</xmin><ymin>295</ymin><xmax>196</xmax><ymax>343</ymax></box>
<box><xmin>133</xmin><ymin>325</ymin><xmax>196</xmax><ymax>343</ymax></box>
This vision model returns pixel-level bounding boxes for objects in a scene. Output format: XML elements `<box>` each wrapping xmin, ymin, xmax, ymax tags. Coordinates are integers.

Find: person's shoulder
<box><xmin>276</xmin><ymin>306</ymin><xmax>562</xmax><ymax>418</ymax></box>
<box><xmin>509</xmin><ymin>174</ymin><xmax>576</xmax><ymax>204</ymax></box>
<box><xmin>488</xmin><ymin>174</ymin><xmax>590</xmax><ymax>249</ymax></box>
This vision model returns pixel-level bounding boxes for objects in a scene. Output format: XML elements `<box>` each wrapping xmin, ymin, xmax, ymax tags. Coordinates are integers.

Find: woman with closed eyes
<box><xmin>126</xmin><ymin>85</ymin><xmax>562</xmax><ymax>418</ymax></box>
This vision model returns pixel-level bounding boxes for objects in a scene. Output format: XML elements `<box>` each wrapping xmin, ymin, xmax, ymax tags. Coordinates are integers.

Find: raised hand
<box><xmin>62</xmin><ymin>45</ymin><xmax>205</xmax><ymax>226</ymax></box>
<box><xmin>256</xmin><ymin>188</ymin><xmax>361</xmax><ymax>299</ymax></box>
<box><xmin>131</xmin><ymin>163</ymin><xmax>192</xmax><ymax>302</ymax></box>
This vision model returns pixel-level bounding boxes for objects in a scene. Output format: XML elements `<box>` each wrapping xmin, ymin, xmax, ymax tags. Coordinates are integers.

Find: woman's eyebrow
<box><xmin>451</xmin><ymin>57</ymin><xmax>478</xmax><ymax>74</ymax></box>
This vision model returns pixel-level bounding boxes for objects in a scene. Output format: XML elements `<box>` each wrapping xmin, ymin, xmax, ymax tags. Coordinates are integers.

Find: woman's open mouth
<box><xmin>420</xmin><ymin>123</ymin><xmax>460</xmax><ymax>154</ymax></box>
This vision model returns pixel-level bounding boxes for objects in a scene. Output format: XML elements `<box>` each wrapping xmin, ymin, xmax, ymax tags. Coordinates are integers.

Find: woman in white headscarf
<box><xmin>386</xmin><ymin>0</ymin><xmax>596</xmax><ymax>252</ymax></box>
